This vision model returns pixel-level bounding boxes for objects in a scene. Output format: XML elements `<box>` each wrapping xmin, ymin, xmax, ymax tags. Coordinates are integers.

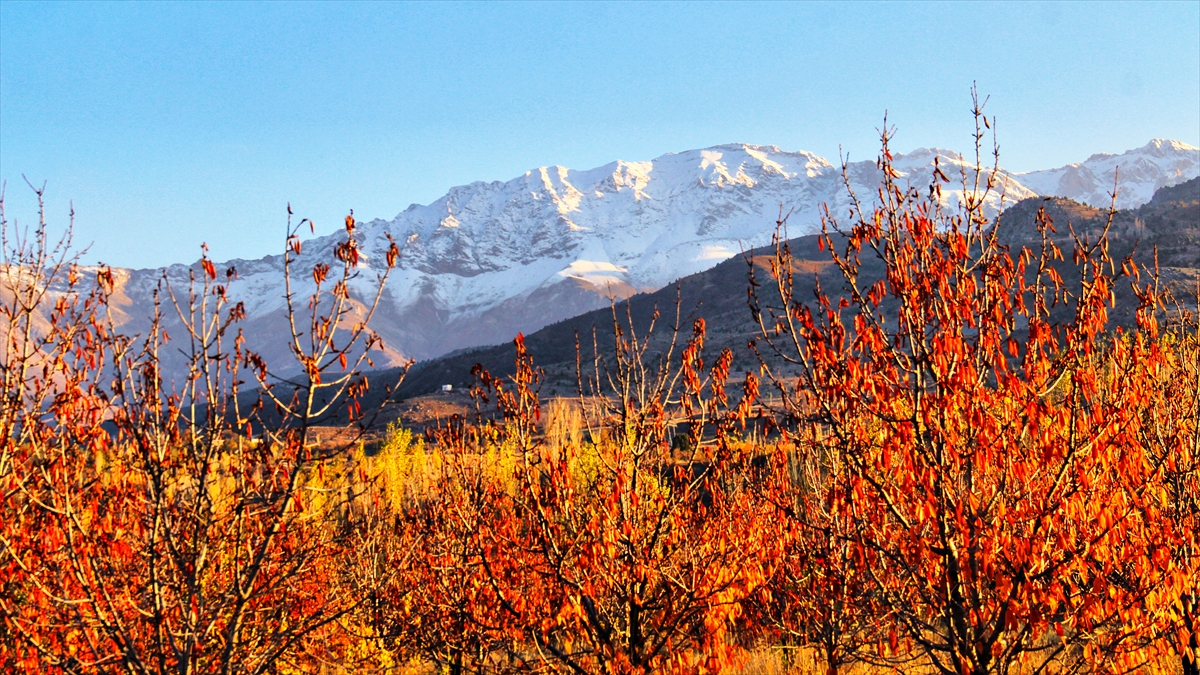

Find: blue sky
<box><xmin>2</xmin><ymin>1</ymin><xmax>1197</xmax><ymax>269</ymax></box>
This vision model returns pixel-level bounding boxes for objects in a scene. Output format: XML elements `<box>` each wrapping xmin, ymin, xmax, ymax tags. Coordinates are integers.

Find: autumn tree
<box><xmin>362</xmin><ymin>411</ymin><xmax>526</xmax><ymax>674</ymax></box>
<box><xmin>749</xmin><ymin>94</ymin><xmax>1188</xmax><ymax>675</ymax></box>
<box><xmin>387</xmin><ymin>300</ymin><xmax>779</xmax><ymax>673</ymax></box>
<box><xmin>1137</xmin><ymin>300</ymin><xmax>1200</xmax><ymax>675</ymax></box>
<box><xmin>751</xmin><ymin>436</ymin><xmax>889</xmax><ymax>675</ymax></box>
<box><xmin>0</xmin><ymin>186</ymin><xmax>405</xmax><ymax>673</ymax></box>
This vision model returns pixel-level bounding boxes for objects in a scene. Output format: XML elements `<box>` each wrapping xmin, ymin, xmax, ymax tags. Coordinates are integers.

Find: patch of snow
<box><xmin>557</xmin><ymin>260</ymin><xmax>630</xmax><ymax>287</ymax></box>
<box><xmin>695</xmin><ymin>245</ymin><xmax>738</xmax><ymax>262</ymax></box>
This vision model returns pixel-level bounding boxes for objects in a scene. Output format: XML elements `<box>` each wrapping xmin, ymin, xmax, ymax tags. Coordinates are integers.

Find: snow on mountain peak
<box><xmin>91</xmin><ymin>138</ymin><xmax>1200</xmax><ymax>380</ymax></box>
<box><xmin>1143</xmin><ymin>138</ymin><xmax>1195</xmax><ymax>153</ymax></box>
<box><xmin>1017</xmin><ymin>139</ymin><xmax>1199</xmax><ymax>209</ymax></box>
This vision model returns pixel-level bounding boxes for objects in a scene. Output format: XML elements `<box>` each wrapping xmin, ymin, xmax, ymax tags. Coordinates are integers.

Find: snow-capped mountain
<box><xmin>88</xmin><ymin>139</ymin><xmax>1199</xmax><ymax>383</ymax></box>
<box><xmin>1016</xmin><ymin>139</ymin><xmax>1198</xmax><ymax>209</ymax></box>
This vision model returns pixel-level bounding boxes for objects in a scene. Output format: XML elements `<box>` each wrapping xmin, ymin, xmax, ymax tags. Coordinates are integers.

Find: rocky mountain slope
<box><xmin>84</xmin><ymin>139</ymin><xmax>1198</xmax><ymax>386</ymax></box>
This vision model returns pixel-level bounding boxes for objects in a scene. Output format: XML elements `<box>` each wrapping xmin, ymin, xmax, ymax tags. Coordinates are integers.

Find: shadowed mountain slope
<box><xmin>381</xmin><ymin>178</ymin><xmax>1199</xmax><ymax>405</ymax></box>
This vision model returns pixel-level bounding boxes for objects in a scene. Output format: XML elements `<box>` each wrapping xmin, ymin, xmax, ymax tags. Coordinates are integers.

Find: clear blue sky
<box><xmin>2</xmin><ymin>1</ymin><xmax>1197</xmax><ymax>269</ymax></box>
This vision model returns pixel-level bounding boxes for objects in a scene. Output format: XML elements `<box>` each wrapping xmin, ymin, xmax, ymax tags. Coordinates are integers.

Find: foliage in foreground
<box><xmin>2</xmin><ymin>106</ymin><xmax>1197</xmax><ymax>675</ymax></box>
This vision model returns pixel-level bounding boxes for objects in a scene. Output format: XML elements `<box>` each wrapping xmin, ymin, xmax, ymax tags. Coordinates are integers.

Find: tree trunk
<box><xmin>1182</xmin><ymin>594</ymin><xmax>1198</xmax><ymax>675</ymax></box>
<box><xmin>825</xmin><ymin>640</ymin><xmax>838</xmax><ymax>675</ymax></box>
<box><xmin>1183</xmin><ymin>629</ymin><xmax>1199</xmax><ymax>675</ymax></box>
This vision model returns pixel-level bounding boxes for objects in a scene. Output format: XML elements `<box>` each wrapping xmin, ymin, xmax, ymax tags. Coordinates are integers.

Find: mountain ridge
<box><xmin>65</xmin><ymin>139</ymin><xmax>1200</xmax><ymax>383</ymax></box>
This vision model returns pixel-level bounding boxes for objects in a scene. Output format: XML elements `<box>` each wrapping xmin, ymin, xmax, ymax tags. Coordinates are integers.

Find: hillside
<box><xmin>378</xmin><ymin>178</ymin><xmax>1199</xmax><ymax>413</ymax></box>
